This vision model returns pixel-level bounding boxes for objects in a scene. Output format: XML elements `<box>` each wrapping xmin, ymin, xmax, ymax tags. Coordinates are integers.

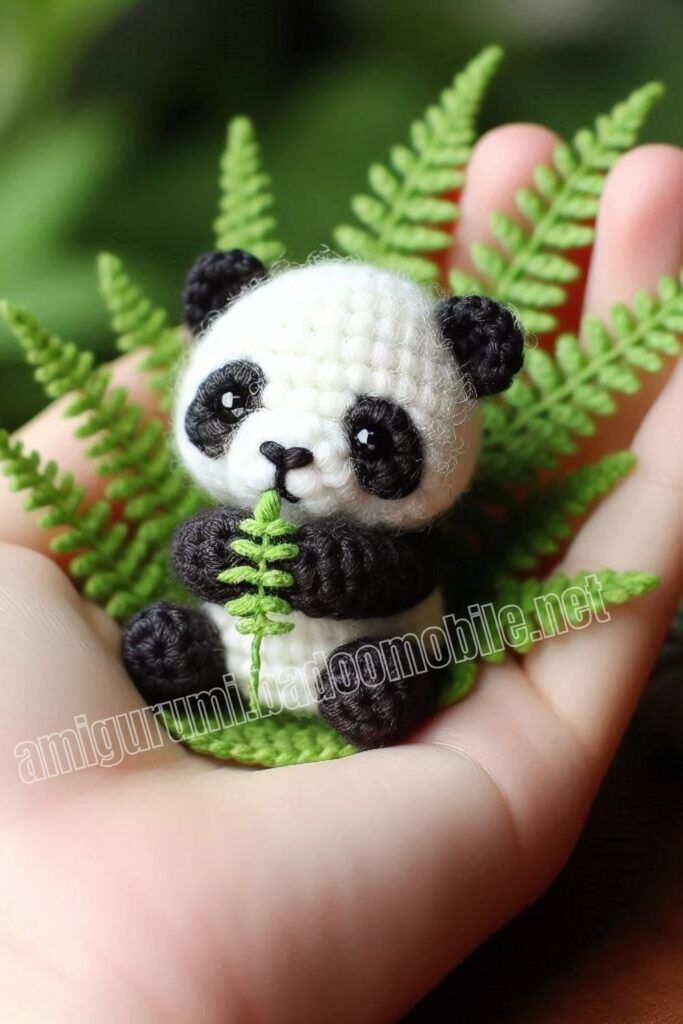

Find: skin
<box><xmin>0</xmin><ymin>127</ymin><xmax>682</xmax><ymax>1023</ymax></box>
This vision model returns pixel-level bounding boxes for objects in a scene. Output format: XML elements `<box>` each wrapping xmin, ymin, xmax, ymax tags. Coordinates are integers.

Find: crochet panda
<box><xmin>122</xmin><ymin>250</ymin><xmax>524</xmax><ymax>749</ymax></box>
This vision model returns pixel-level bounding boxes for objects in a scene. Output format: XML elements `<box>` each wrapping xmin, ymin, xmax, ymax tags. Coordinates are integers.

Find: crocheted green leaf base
<box><xmin>163</xmin><ymin>660</ymin><xmax>479</xmax><ymax>766</ymax></box>
<box><xmin>163</xmin><ymin>709</ymin><xmax>358</xmax><ymax>766</ymax></box>
<box><xmin>0</xmin><ymin>49</ymin><xmax>671</xmax><ymax>768</ymax></box>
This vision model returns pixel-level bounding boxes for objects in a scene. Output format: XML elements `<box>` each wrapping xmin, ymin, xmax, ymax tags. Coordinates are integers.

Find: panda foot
<box><xmin>122</xmin><ymin>602</ymin><xmax>227</xmax><ymax>708</ymax></box>
<box><xmin>317</xmin><ymin>636</ymin><xmax>437</xmax><ymax>750</ymax></box>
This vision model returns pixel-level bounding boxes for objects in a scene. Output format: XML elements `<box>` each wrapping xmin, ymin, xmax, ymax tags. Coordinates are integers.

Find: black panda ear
<box><xmin>436</xmin><ymin>294</ymin><xmax>525</xmax><ymax>397</ymax></box>
<box><xmin>182</xmin><ymin>249</ymin><xmax>268</xmax><ymax>336</ymax></box>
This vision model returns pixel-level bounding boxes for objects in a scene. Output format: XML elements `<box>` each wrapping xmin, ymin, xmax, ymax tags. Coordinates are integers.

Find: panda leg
<box><xmin>121</xmin><ymin>602</ymin><xmax>228</xmax><ymax>709</ymax></box>
<box><xmin>316</xmin><ymin>635</ymin><xmax>438</xmax><ymax>750</ymax></box>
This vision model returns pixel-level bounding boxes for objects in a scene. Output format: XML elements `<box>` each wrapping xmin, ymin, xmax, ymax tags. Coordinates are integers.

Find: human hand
<box><xmin>1</xmin><ymin>126</ymin><xmax>682</xmax><ymax>1022</ymax></box>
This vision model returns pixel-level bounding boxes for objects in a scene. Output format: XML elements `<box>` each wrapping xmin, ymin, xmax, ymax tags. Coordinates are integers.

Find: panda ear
<box><xmin>182</xmin><ymin>249</ymin><xmax>268</xmax><ymax>336</ymax></box>
<box><xmin>436</xmin><ymin>294</ymin><xmax>525</xmax><ymax>397</ymax></box>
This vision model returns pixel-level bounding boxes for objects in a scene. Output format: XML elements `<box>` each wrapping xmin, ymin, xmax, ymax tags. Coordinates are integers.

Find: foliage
<box><xmin>449</xmin><ymin>82</ymin><xmax>663</xmax><ymax>333</ymax></box>
<box><xmin>0</xmin><ymin>430</ymin><xmax>175</xmax><ymax>618</ymax></box>
<box><xmin>0</xmin><ymin>49</ymin><xmax>675</xmax><ymax>766</ymax></box>
<box><xmin>97</xmin><ymin>252</ymin><xmax>184</xmax><ymax>409</ymax></box>
<box><xmin>478</xmin><ymin>273</ymin><xmax>683</xmax><ymax>482</ymax></box>
<box><xmin>484</xmin><ymin>568</ymin><xmax>658</xmax><ymax>662</ymax></box>
<box><xmin>334</xmin><ymin>45</ymin><xmax>503</xmax><ymax>284</ymax></box>
<box><xmin>214</xmin><ymin>116</ymin><xmax>284</xmax><ymax>265</ymax></box>
<box><xmin>218</xmin><ymin>490</ymin><xmax>298</xmax><ymax>711</ymax></box>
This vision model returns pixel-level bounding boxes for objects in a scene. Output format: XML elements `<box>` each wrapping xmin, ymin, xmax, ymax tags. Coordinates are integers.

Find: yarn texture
<box><xmin>0</xmin><ymin>46</ymin><xmax>673</xmax><ymax>766</ymax></box>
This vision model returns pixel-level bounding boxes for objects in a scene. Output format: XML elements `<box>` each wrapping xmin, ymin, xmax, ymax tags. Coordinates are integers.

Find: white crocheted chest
<box><xmin>204</xmin><ymin>586</ymin><xmax>444</xmax><ymax>714</ymax></box>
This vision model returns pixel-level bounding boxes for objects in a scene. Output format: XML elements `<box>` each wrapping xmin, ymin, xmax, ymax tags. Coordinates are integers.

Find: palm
<box><xmin>2</xmin><ymin>127</ymin><xmax>682</xmax><ymax>1022</ymax></box>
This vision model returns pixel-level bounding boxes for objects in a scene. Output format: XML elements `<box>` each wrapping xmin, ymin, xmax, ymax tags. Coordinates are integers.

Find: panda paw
<box><xmin>122</xmin><ymin>602</ymin><xmax>227</xmax><ymax>707</ymax></box>
<box><xmin>316</xmin><ymin>636</ymin><xmax>437</xmax><ymax>749</ymax></box>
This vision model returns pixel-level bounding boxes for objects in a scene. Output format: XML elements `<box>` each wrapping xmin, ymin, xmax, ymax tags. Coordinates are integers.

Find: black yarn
<box><xmin>436</xmin><ymin>294</ymin><xmax>525</xmax><ymax>397</ymax></box>
<box><xmin>182</xmin><ymin>249</ymin><xmax>268</xmax><ymax>335</ymax></box>
<box><xmin>121</xmin><ymin>602</ymin><xmax>226</xmax><ymax>706</ymax></box>
<box><xmin>284</xmin><ymin>517</ymin><xmax>439</xmax><ymax>619</ymax></box>
<box><xmin>259</xmin><ymin>441</ymin><xmax>314</xmax><ymax>504</ymax></box>
<box><xmin>185</xmin><ymin>359</ymin><xmax>265</xmax><ymax>458</ymax></box>
<box><xmin>173</xmin><ymin>506</ymin><xmax>440</xmax><ymax>618</ymax></box>
<box><xmin>317</xmin><ymin>635</ymin><xmax>437</xmax><ymax>748</ymax></box>
<box><xmin>172</xmin><ymin>506</ymin><xmax>247</xmax><ymax>604</ymax></box>
<box><xmin>344</xmin><ymin>395</ymin><xmax>423</xmax><ymax>499</ymax></box>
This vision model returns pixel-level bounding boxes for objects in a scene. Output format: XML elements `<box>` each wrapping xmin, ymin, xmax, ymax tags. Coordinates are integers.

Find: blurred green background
<box><xmin>1</xmin><ymin>0</ymin><xmax>681</xmax><ymax>428</ymax></box>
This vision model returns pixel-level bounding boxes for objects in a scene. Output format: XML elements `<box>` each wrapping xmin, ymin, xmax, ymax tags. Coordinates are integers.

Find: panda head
<box><xmin>175</xmin><ymin>250</ymin><xmax>524</xmax><ymax>529</ymax></box>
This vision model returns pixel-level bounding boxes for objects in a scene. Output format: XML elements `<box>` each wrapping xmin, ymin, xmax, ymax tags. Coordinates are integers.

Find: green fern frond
<box><xmin>1</xmin><ymin>301</ymin><xmax>203</xmax><ymax>522</ymax></box>
<box><xmin>0</xmin><ymin>430</ymin><xmax>176</xmax><ymax>618</ymax></box>
<box><xmin>494</xmin><ymin>451</ymin><xmax>635</xmax><ymax>575</ymax></box>
<box><xmin>443</xmin><ymin>451</ymin><xmax>636</xmax><ymax>610</ymax></box>
<box><xmin>214</xmin><ymin>116</ymin><xmax>283</xmax><ymax>264</ymax></box>
<box><xmin>483</xmin><ymin>567</ymin><xmax>658</xmax><ymax>662</ymax></box>
<box><xmin>97</xmin><ymin>252</ymin><xmax>184</xmax><ymax>410</ymax></box>
<box><xmin>218</xmin><ymin>490</ymin><xmax>298</xmax><ymax>711</ymax></box>
<box><xmin>450</xmin><ymin>81</ymin><xmax>664</xmax><ymax>332</ymax></box>
<box><xmin>478</xmin><ymin>272</ymin><xmax>683</xmax><ymax>482</ymax></box>
<box><xmin>334</xmin><ymin>45</ymin><xmax>503</xmax><ymax>284</ymax></box>
<box><xmin>0</xmin><ymin>301</ymin><xmax>96</xmax><ymax>398</ymax></box>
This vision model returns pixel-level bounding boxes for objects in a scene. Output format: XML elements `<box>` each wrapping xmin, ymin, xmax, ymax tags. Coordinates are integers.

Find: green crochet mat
<box><xmin>163</xmin><ymin>660</ymin><xmax>479</xmax><ymax>766</ymax></box>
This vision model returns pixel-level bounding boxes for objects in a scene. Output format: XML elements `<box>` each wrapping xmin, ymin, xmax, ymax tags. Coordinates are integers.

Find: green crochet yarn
<box><xmin>335</xmin><ymin>45</ymin><xmax>503</xmax><ymax>285</ymax></box>
<box><xmin>164</xmin><ymin>709</ymin><xmax>357</xmax><ymax>767</ymax></box>
<box><xmin>478</xmin><ymin>274</ymin><xmax>683</xmax><ymax>483</ymax></box>
<box><xmin>449</xmin><ymin>82</ymin><xmax>664</xmax><ymax>334</ymax></box>
<box><xmin>214</xmin><ymin>115</ymin><xmax>283</xmax><ymax>265</ymax></box>
<box><xmin>164</xmin><ymin>660</ymin><xmax>480</xmax><ymax>766</ymax></box>
<box><xmin>0</xmin><ymin>46</ymin><xmax>673</xmax><ymax>768</ymax></box>
<box><xmin>218</xmin><ymin>489</ymin><xmax>299</xmax><ymax>712</ymax></box>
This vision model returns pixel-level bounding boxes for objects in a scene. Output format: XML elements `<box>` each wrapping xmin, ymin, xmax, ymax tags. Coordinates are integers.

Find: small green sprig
<box><xmin>218</xmin><ymin>490</ymin><xmax>299</xmax><ymax>712</ymax></box>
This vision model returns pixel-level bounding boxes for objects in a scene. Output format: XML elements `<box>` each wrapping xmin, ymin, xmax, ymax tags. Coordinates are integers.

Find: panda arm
<box><xmin>172</xmin><ymin>509</ymin><xmax>440</xmax><ymax>617</ymax></box>
<box><xmin>285</xmin><ymin>520</ymin><xmax>440</xmax><ymax>620</ymax></box>
<box><xmin>171</xmin><ymin>505</ymin><xmax>246</xmax><ymax>604</ymax></box>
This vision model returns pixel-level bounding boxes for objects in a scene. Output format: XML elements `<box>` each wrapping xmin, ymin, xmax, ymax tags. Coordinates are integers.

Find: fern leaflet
<box><xmin>218</xmin><ymin>490</ymin><xmax>298</xmax><ymax>711</ymax></box>
<box><xmin>483</xmin><ymin>568</ymin><xmax>658</xmax><ymax>662</ymax></box>
<box><xmin>478</xmin><ymin>273</ymin><xmax>683</xmax><ymax>482</ymax></box>
<box><xmin>97</xmin><ymin>252</ymin><xmax>184</xmax><ymax>410</ymax></box>
<box><xmin>334</xmin><ymin>45</ymin><xmax>503</xmax><ymax>284</ymax></box>
<box><xmin>1</xmin><ymin>301</ymin><xmax>204</xmax><ymax>521</ymax></box>
<box><xmin>214</xmin><ymin>116</ymin><xmax>283</xmax><ymax>265</ymax></box>
<box><xmin>0</xmin><ymin>431</ymin><xmax>176</xmax><ymax>617</ymax></box>
<box><xmin>450</xmin><ymin>82</ymin><xmax>664</xmax><ymax>332</ymax></box>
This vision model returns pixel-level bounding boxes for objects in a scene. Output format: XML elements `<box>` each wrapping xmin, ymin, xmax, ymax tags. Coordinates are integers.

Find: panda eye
<box><xmin>351</xmin><ymin>423</ymin><xmax>394</xmax><ymax>461</ymax></box>
<box><xmin>186</xmin><ymin>359</ymin><xmax>265</xmax><ymax>458</ymax></box>
<box><xmin>217</xmin><ymin>386</ymin><xmax>248</xmax><ymax>424</ymax></box>
<box><xmin>344</xmin><ymin>395</ymin><xmax>423</xmax><ymax>500</ymax></box>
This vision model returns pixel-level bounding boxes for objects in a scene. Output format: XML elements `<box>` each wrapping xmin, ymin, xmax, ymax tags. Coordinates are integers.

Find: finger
<box><xmin>0</xmin><ymin>351</ymin><xmax>165</xmax><ymax>554</ymax></box>
<box><xmin>524</xmin><ymin>356</ymin><xmax>683</xmax><ymax>766</ymax></box>
<box><xmin>569</xmin><ymin>144</ymin><xmax>683</xmax><ymax>466</ymax></box>
<box><xmin>450</xmin><ymin>123</ymin><xmax>559</xmax><ymax>276</ymax></box>
<box><xmin>0</xmin><ymin>541</ymin><xmax>187</xmax><ymax>824</ymax></box>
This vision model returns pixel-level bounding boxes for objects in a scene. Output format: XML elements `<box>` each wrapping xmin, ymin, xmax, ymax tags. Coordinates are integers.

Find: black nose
<box><xmin>260</xmin><ymin>441</ymin><xmax>314</xmax><ymax>470</ymax></box>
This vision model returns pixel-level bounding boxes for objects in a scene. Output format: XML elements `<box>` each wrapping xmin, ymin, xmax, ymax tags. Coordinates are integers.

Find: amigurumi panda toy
<box><xmin>122</xmin><ymin>250</ymin><xmax>525</xmax><ymax>749</ymax></box>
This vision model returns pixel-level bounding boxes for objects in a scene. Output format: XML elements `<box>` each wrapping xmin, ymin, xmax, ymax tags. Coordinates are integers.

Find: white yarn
<box><xmin>175</xmin><ymin>260</ymin><xmax>480</xmax><ymax>529</ymax></box>
<box><xmin>204</xmin><ymin>588</ymin><xmax>445</xmax><ymax>714</ymax></box>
